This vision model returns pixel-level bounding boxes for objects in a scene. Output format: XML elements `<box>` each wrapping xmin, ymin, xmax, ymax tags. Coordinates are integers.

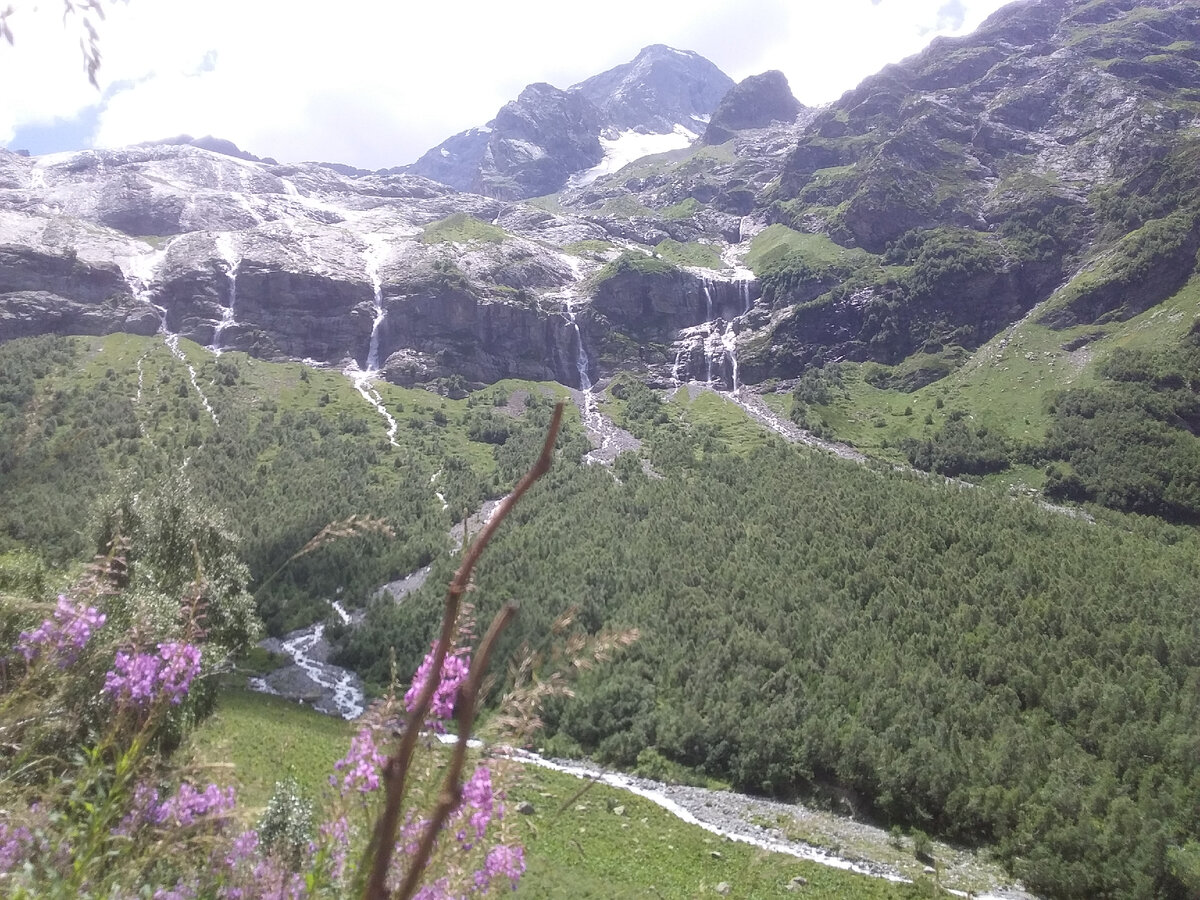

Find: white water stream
<box><xmin>503</xmin><ymin>750</ymin><xmax>905</xmax><ymax>881</ymax></box>
<box><xmin>362</xmin><ymin>235</ymin><xmax>390</xmax><ymax>372</ymax></box>
<box><xmin>211</xmin><ymin>233</ymin><xmax>240</xmax><ymax>354</ymax></box>
<box><xmin>345</xmin><ymin>364</ymin><xmax>400</xmax><ymax>446</ymax></box>
<box><xmin>119</xmin><ymin>243</ymin><xmax>220</xmax><ymax>425</ymax></box>
<box><xmin>254</xmin><ymin>599</ymin><xmax>364</xmax><ymax>719</ymax></box>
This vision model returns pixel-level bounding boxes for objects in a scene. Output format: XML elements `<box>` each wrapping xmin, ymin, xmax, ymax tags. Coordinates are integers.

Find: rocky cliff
<box><xmin>4</xmin><ymin>0</ymin><xmax>1200</xmax><ymax>403</ymax></box>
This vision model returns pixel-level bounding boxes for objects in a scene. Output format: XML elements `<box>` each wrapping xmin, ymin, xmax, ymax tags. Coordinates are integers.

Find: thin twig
<box><xmin>362</xmin><ymin>402</ymin><xmax>562</xmax><ymax>900</ymax></box>
<box><xmin>392</xmin><ymin>601</ymin><xmax>517</xmax><ymax>900</ymax></box>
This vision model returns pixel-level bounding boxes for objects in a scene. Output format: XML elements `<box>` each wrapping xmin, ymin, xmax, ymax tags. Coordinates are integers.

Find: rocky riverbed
<box><xmin>508</xmin><ymin>751</ymin><xmax>1035</xmax><ymax>899</ymax></box>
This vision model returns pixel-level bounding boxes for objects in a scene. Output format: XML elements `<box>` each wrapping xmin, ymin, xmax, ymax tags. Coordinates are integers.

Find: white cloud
<box><xmin>0</xmin><ymin>0</ymin><xmax>1016</xmax><ymax>167</ymax></box>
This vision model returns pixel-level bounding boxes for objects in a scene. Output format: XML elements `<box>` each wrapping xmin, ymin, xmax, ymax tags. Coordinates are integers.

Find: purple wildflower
<box><xmin>113</xmin><ymin>782</ymin><xmax>162</xmax><ymax>835</ymax></box>
<box><xmin>0</xmin><ymin>824</ymin><xmax>34</xmax><ymax>872</ymax></box>
<box><xmin>152</xmin><ymin>881</ymin><xmax>198</xmax><ymax>900</ymax></box>
<box><xmin>225</xmin><ymin>829</ymin><xmax>260</xmax><ymax>868</ymax></box>
<box><xmin>331</xmin><ymin>728</ymin><xmax>387</xmax><ymax>796</ymax></box>
<box><xmin>156</xmin><ymin>783</ymin><xmax>236</xmax><ymax>827</ymax></box>
<box><xmin>16</xmin><ymin>595</ymin><xmax>105</xmax><ymax>666</ymax></box>
<box><xmin>316</xmin><ymin>817</ymin><xmax>350</xmax><ymax>882</ymax></box>
<box><xmin>104</xmin><ymin>650</ymin><xmax>162</xmax><ymax>705</ymax></box>
<box><xmin>157</xmin><ymin>641</ymin><xmax>202</xmax><ymax>702</ymax></box>
<box><xmin>412</xmin><ymin>880</ymin><xmax>450</xmax><ymax>900</ymax></box>
<box><xmin>103</xmin><ymin>641</ymin><xmax>203</xmax><ymax>707</ymax></box>
<box><xmin>473</xmin><ymin>844</ymin><xmax>525</xmax><ymax>893</ymax></box>
<box><xmin>404</xmin><ymin>643</ymin><xmax>470</xmax><ymax>730</ymax></box>
<box><xmin>455</xmin><ymin>765</ymin><xmax>495</xmax><ymax>849</ymax></box>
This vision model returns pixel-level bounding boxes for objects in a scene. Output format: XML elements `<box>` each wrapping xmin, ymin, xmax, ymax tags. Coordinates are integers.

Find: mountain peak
<box><xmin>405</xmin><ymin>46</ymin><xmax>732</xmax><ymax>199</ymax></box>
<box><xmin>573</xmin><ymin>45</ymin><xmax>734</xmax><ymax>134</ymax></box>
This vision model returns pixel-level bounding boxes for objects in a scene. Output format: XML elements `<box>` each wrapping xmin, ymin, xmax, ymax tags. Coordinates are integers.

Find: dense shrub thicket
<box><xmin>347</xmin><ymin>409</ymin><xmax>1200</xmax><ymax>900</ymax></box>
<box><xmin>0</xmin><ymin>336</ymin><xmax>576</xmax><ymax>634</ymax></box>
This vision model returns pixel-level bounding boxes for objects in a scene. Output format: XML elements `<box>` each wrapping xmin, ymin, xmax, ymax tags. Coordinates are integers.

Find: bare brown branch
<box><xmin>392</xmin><ymin>602</ymin><xmax>518</xmax><ymax>900</ymax></box>
<box><xmin>361</xmin><ymin>402</ymin><xmax>563</xmax><ymax>900</ymax></box>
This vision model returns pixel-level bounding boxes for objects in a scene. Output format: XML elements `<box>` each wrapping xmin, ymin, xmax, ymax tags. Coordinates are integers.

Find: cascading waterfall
<box><xmin>565</xmin><ymin>298</ymin><xmax>624</xmax><ymax>464</ymax></box>
<box><xmin>120</xmin><ymin>244</ymin><xmax>219</xmax><ymax>426</ymax></box>
<box><xmin>362</xmin><ymin>237</ymin><xmax>389</xmax><ymax>372</ymax></box>
<box><xmin>211</xmin><ymin>234</ymin><xmax>240</xmax><ymax>354</ymax></box>
<box><xmin>571</xmin><ymin>313</ymin><xmax>592</xmax><ymax>392</ymax></box>
<box><xmin>721</xmin><ymin>321</ymin><xmax>740</xmax><ymax>394</ymax></box>
<box><xmin>671</xmin><ymin>347</ymin><xmax>686</xmax><ymax>387</ymax></box>
<box><xmin>677</xmin><ymin>274</ymin><xmax>757</xmax><ymax>392</ymax></box>
<box><xmin>343</xmin><ymin>235</ymin><xmax>400</xmax><ymax>447</ymax></box>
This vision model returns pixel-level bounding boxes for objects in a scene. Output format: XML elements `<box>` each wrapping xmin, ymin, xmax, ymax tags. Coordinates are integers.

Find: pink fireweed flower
<box><xmin>404</xmin><ymin>643</ymin><xmax>470</xmax><ymax>730</ymax></box>
<box><xmin>455</xmin><ymin>765</ymin><xmax>495</xmax><ymax>849</ymax></box>
<box><xmin>225</xmin><ymin>829</ymin><xmax>259</xmax><ymax>868</ymax></box>
<box><xmin>156</xmin><ymin>641</ymin><xmax>202</xmax><ymax>702</ymax></box>
<box><xmin>331</xmin><ymin>728</ymin><xmax>387</xmax><ymax>795</ymax></box>
<box><xmin>0</xmin><ymin>823</ymin><xmax>35</xmax><ymax>873</ymax></box>
<box><xmin>155</xmin><ymin>782</ymin><xmax>236</xmax><ymax>827</ymax></box>
<box><xmin>473</xmin><ymin>843</ymin><xmax>525</xmax><ymax>892</ymax></box>
<box><xmin>16</xmin><ymin>595</ymin><xmax>105</xmax><ymax>666</ymax></box>
<box><xmin>115</xmin><ymin>782</ymin><xmax>235</xmax><ymax>833</ymax></box>
<box><xmin>103</xmin><ymin>641</ymin><xmax>203</xmax><ymax>707</ymax></box>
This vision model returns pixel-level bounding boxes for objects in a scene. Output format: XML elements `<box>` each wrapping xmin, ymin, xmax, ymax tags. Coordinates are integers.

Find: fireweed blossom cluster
<box><xmin>103</xmin><ymin>641</ymin><xmax>202</xmax><ymax>706</ymax></box>
<box><xmin>117</xmin><ymin>781</ymin><xmax>237</xmax><ymax>833</ymax></box>
<box><xmin>15</xmin><ymin>594</ymin><xmax>105</xmax><ymax>666</ymax></box>
<box><xmin>3</xmin><ymin>599</ymin><xmax>534</xmax><ymax>898</ymax></box>
<box><xmin>405</xmin><ymin>642</ymin><xmax>471</xmax><ymax>729</ymax></box>
<box><xmin>332</xmin><ymin>727</ymin><xmax>388</xmax><ymax>795</ymax></box>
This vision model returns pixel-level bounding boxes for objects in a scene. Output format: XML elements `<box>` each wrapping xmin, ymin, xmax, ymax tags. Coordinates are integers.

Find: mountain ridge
<box><xmin>402</xmin><ymin>44</ymin><xmax>735</xmax><ymax>199</ymax></box>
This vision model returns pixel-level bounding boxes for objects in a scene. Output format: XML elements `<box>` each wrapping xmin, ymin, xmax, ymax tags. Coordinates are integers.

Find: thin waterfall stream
<box><xmin>211</xmin><ymin>234</ymin><xmax>240</xmax><ymax>354</ymax></box>
<box><xmin>119</xmin><ymin>243</ymin><xmax>219</xmax><ymax>426</ymax></box>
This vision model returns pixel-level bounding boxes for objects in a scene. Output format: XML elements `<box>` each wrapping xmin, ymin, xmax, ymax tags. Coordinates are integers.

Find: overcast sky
<box><xmin>0</xmin><ymin>0</ymin><xmax>1017</xmax><ymax>169</ymax></box>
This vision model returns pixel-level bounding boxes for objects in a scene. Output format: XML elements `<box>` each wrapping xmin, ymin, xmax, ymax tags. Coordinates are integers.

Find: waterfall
<box><xmin>565</xmin><ymin>299</ymin><xmax>625</xmax><ymax>464</ymax></box>
<box><xmin>564</xmin><ymin>300</ymin><xmax>591</xmax><ymax>391</ymax></box>
<box><xmin>741</xmin><ymin>279</ymin><xmax>753</xmax><ymax>314</ymax></box>
<box><xmin>672</xmin><ymin>347</ymin><xmax>686</xmax><ymax>386</ymax></box>
<box><xmin>362</xmin><ymin>236</ymin><xmax>389</xmax><ymax>372</ymax></box>
<box><xmin>211</xmin><ymin>234</ymin><xmax>239</xmax><ymax>355</ymax></box>
<box><xmin>721</xmin><ymin>321</ymin><xmax>740</xmax><ymax>394</ymax></box>
<box><xmin>119</xmin><ymin>243</ymin><xmax>219</xmax><ymax>426</ymax></box>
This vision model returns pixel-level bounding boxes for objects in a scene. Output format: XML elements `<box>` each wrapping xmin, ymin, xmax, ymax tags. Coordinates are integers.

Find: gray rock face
<box><xmin>408</xmin><ymin>45</ymin><xmax>734</xmax><ymax>200</ymax></box>
<box><xmin>404</xmin><ymin>128</ymin><xmax>492</xmax><ymax>194</ymax></box>
<box><xmin>483</xmin><ymin>83</ymin><xmax>605</xmax><ymax>199</ymax></box>
<box><xmin>573</xmin><ymin>44</ymin><xmax>734</xmax><ymax>134</ymax></box>
<box><xmin>702</xmin><ymin>70</ymin><xmax>803</xmax><ymax>145</ymax></box>
<box><xmin>5</xmin><ymin>0</ymin><xmax>1200</xmax><ymax>399</ymax></box>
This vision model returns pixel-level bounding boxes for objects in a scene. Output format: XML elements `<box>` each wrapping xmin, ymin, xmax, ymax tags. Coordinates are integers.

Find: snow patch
<box><xmin>570</xmin><ymin>124</ymin><xmax>697</xmax><ymax>187</ymax></box>
<box><xmin>504</xmin><ymin>139</ymin><xmax>547</xmax><ymax>161</ymax></box>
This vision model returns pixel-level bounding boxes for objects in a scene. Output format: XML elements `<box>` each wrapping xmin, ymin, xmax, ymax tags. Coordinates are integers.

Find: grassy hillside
<box><xmin>768</xmin><ymin>273</ymin><xmax>1200</xmax><ymax>514</ymax></box>
<box><xmin>0</xmin><ymin>333</ymin><xmax>582</xmax><ymax>632</ymax></box>
<box><xmin>183</xmin><ymin>689</ymin><xmax>939</xmax><ymax>899</ymax></box>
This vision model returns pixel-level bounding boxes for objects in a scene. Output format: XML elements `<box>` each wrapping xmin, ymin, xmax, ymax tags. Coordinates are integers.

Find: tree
<box><xmin>0</xmin><ymin>1</ymin><xmax>121</xmax><ymax>86</ymax></box>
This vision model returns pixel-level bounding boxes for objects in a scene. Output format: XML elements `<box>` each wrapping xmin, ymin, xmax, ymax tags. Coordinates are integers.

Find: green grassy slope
<box><xmin>183</xmin><ymin>689</ymin><xmax>938</xmax><ymax>899</ymax></box>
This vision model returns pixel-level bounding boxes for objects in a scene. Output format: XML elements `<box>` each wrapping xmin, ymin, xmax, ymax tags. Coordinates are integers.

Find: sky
<box><xmin>0</xmin><ymin>0</ymin><xmax>1017</xmax><ymax>169</ymax></box>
